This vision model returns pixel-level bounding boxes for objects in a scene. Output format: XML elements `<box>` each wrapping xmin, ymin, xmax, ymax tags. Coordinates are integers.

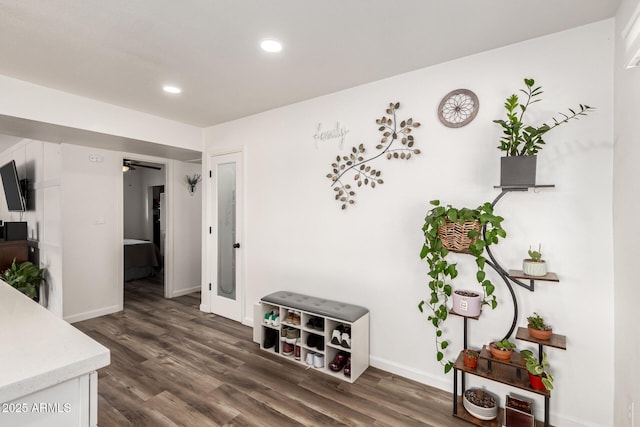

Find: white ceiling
<box><xmin>0</xmin><ymin>1</ymin><xmax>621</xmax><ymax>130</ymax></box>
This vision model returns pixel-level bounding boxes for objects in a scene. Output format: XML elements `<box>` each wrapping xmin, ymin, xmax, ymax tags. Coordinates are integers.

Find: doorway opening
<box><xmin>123</xmin><ymin>159</ymin><xmax>166</xmax><ymax>300</ymax></box>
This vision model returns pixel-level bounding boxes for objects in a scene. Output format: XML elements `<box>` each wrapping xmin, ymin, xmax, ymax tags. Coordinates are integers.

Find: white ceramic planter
<box><xmin>523</xmin><ymin>259</ymin><xmax>547</xmax><ymax>277</ymax></box>
<box><xmin>452</xmin><ymin>290</ymin><xmax>482</xmax><ymax>317</ymax></box>
<box><xmin>463</xmin><ymin>388</ymin><xmax>498</xmax><ymax>420</ymax></box>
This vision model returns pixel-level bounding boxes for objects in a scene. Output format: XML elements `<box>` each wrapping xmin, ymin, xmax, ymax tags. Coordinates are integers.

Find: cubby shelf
<box><xmin>257</xmin><ymin>301</ymin><xmax>369</xmax><ymax>383</ymax></box>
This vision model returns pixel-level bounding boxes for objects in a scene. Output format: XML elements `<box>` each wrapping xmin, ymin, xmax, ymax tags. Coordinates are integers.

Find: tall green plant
<box><xmin>493</xmin><ymin>78</ymin><xmax>594</xmax><ymax>156</ymax></box>
<box><xmin>418</xmin><ymin>200</ymin><xmax>506</xmax><ymax>373</ymax></box>
<box><xmin>1</xmin><ymin>260</ymin><xmax>44</xmax><ymax>300</ymax></box>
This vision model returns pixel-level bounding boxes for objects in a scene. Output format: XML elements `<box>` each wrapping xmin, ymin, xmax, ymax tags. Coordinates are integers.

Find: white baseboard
<box><xmin>65</xmin><ymin>304</ymin><xmax>120</xmax><ymax>323</ymax></box>
<box><xmin>171</xmin><ymin>286</ymin><xmax>200</xmax><ymax>298</ymax></box>
<box><xmin>369</xmin><ymin>355</ymin><xmax>451</xmax><ymax>392</ymax></box>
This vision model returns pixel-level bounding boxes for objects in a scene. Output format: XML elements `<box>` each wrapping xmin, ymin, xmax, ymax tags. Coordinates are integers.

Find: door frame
<box><xmin>118</xmin><ymin>154</ymin><xmax>173</xmax><ymax>308</ymax></box>
<box><xmin>201</xmin><ymin>150</ymin><xmax>244</xmax><ymax>323</ymax></box>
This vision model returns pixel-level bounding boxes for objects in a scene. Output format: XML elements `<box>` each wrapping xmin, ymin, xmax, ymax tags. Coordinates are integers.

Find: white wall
<box><xmin>123</xmin><ymin>169</ymin><xmax>144</xmax><ymax>239</ymax></box>
<box><xmin>0</xmin><ymin>139</ymin><xmax>63</xmax><ymax>317</ymax></box>
<box><xmin>171</xmin><ymin>161</ymin><xmax>202</xmax><ymax>296</ymax></box>
<box><xmin>123</xmin><ymin>166</ymin><xmax>165</xmax><ymax>240</ymax></box>
<box><xmin>204</xmin><ymin>20</ymin><xmax>614</xmax><ymax>426</ymax></box>
<box><xmin>61</xmin><ymin>144</ymin><xmax>122</xmax><ymax>322</ymax></box>
<box><xmin>614</xmin><ymin>1</ymin><xmax>640</xmax><ymax>426</ymax></box>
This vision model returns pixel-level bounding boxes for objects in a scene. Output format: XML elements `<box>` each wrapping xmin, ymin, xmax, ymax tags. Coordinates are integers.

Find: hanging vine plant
<box><xmin>418</xmin><ymin>200</ymin><xmax>506</xmax><ymax>373</ymax></box>
<box><xmin>326</xmin><ymin>102</ymin><xmax>421</xmax><ymax>209</ymax></box>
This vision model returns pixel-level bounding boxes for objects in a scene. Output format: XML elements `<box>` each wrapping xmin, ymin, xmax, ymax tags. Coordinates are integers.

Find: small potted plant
<box><xmin>523</xmin><ymin>244</ymin><xmax>547</xmax><ymax>277</ymax></box>
<box><xmin>527</xmin><ymin>312</ymin><xmax>553</xmax><ymax>340</ymax></box>
<box><xmin>463</xmin><ymin>388</ymin><xmax>498</xmax><ymax>421</ymax></box>
<box><xmin>452</xmin><ymin>289</ymin><xmax>482</xmax><ymax>317</ymax></box>
<box><xmin>463</xmin><ymin>349</ymin><xmax>479</xmax><ymax>368</ymax></box>
<box><xmin>520</xmin><ymin>349</ymin><xmax>554</xmax><ymax>391</ymax></box>
<box><xmin>489</xmin><ymin>339</ymin><xmax>516</xmax><ymax>361</ymax></box>
<box><xmin>494</xmin><ymin>78</ymin><xmax>593</xmax><ymax>186</ymax></box>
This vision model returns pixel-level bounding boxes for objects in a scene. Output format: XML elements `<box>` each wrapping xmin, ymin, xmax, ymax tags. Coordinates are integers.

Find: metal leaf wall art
<box><xmin>326</xmin><ymin>102</ymin><xmax>421</xmax><ymax>210</ymax></box>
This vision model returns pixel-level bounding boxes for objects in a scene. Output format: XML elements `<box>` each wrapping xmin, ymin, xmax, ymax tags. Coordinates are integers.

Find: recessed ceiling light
<box><xmin>260</xmin><ymin>39</ymin><xmax>282</xmax><ymax>53</ymax></box>
<box><xmin>162</xmin><ymin>85</ymin><xmax>182</xmax><ymax>94</ymax></box>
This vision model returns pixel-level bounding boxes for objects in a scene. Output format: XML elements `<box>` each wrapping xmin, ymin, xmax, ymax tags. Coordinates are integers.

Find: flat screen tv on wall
<box><xmin>0</xmin><ymin>160</ymin><xmax>25</xmax><ymax>212</ymax></box>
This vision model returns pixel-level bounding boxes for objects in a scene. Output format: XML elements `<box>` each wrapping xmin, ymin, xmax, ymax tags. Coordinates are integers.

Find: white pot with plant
<box><xmin>523</xmin><ymin>244</ymin><xmax>547</xmax><ymax>277</ymax></box>
<box><xmin>452</xmin><ymin>289</ymin><xmax>482</xmax><ymax>317</ymax></box>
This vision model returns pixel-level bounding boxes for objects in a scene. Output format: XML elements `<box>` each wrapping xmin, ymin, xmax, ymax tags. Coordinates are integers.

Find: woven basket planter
<box><xmin>438</xmin><ymin>219</ymin><xmax>482</xmax><ymax>253</ymax></box>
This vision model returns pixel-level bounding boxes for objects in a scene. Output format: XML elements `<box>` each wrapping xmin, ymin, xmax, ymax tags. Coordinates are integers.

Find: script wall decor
<box><xmin>326</xmin><ymin>102</ymin><xmax>421</xmax><ymax>210</ymax></box>
<box><xmin>313</xmin><ymin>122</ymin><xmax>350</xmax><ymax>149</ymax></box>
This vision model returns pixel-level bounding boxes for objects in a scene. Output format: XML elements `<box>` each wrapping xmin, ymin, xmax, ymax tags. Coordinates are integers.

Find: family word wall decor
<box><xmin>326</xmin><ymin>102</ymin><xmax>421</xmax><ymax>210</ymax></box>
<box><xmin>313</xmin><ymin>122</ymin><xmax>350</xmax><ymax>149</ymax></box>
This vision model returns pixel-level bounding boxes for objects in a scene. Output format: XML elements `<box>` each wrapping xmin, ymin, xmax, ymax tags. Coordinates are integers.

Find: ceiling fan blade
<box><xmin>123</xmin><ymin>159</ymin><xmax>162</xmax><ymax>170</ymax></box>
<box><xmin>131</xmin><ymin>163</ymin><xmax>162</xmax><ymax>170</ymax></box>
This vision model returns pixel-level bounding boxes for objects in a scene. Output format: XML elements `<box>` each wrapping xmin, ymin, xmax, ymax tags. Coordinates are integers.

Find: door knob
<box><xmin>233</xmin><ymin>243</ymin><xmax>241</xmax><ymax>249</ymax></box>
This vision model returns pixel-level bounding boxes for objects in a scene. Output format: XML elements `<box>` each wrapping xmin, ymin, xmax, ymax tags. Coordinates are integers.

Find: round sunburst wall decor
<box><xmin>438</xmin><ymin>89</ymin><xmax>479</xmax><ymax>128</ymax></box>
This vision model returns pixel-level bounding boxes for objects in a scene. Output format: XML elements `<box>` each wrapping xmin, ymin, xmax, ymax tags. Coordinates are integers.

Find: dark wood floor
<box><xmin>75</xmin><ymin>278</ymin><xmax>468</xmax><ymax>427</ymax></box>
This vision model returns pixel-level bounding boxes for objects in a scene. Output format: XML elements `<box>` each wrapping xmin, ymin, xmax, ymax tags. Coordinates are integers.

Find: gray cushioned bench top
<box><xmin>261</xmin><ymin>291</ymin><xmax>369</xmax><ymax>323</ymax></box>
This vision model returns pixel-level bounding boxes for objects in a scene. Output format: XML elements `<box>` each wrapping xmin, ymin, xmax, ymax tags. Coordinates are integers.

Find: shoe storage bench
<box><xmin>256</xmin><ymin>291</ymin><xmax>370</xmax><ymax>383</ymax></box>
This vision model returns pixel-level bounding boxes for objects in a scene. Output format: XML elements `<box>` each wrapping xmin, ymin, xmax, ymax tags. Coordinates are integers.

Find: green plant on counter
<box><xmin>1</xmin><ymin>260</ymin><xmax>44</xmax><ymax>300</ymax></box>
<box><xmin>418</xmin><ymin>200</ymin><xmax>506</xmax><ymax>373</ymax></box>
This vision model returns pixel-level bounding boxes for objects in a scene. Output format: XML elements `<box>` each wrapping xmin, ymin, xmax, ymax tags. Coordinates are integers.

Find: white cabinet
<box><xmin>257</xmin><ymin>298</ymin><xmax>369</xmax><ymax>383</ymax></box>
<box><xmin>1</xmin><ymin>372</ymin><xmax>98</xmax><ymax>427</ymax></box>
<box><xmin>0</xmin><ymin>282</ymin><xmax>109</xmax><ymax>427</ymax></box>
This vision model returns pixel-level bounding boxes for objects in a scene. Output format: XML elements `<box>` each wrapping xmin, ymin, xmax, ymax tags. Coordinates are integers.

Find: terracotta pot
<box><xmin>489</xmin><ymin>342</ymin><xmax>513</xmax><ymax>361</ymax></box>
<box><xmin>528</xmin><ymin>373</ymin><xmax>546</xmax><ymax>391</ymax></box>
<box><xmin>528</xmin><ymin>327</ymin><xmax>552</xmax><ymax>340</ymax></box>
<box><xmin>463</xmin><ymin>351</ymin><xmax>478</xmax><ymax>368</ymax></box>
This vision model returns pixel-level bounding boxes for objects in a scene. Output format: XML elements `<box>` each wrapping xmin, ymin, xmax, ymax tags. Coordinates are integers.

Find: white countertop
<box><xmin>0</xmin><ymin>281</ymin><xmax>110</xmax><ymax>403</ymax></box>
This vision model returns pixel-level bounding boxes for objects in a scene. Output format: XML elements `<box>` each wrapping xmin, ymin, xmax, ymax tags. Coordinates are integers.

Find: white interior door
<box><xmin>209</xmin><ymin>152</ymin><xmax>243</xmax><ymax>321</ymax></box>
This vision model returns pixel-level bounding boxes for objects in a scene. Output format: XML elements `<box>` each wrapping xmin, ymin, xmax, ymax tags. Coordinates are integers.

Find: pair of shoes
<box><xmin>305</xmin><ymin>352</ymin><xmax>325</xmax><ymax>368</ymax></box>
<box><xmin>305</xmin><ymin>317</ymin><xmax>324</xmax><ymax>331</ymax></box>
<box><xmin>282</xmin><ymin>341</ymin><xmax>294</xmax><ymax>356</ymax></box>
<box><xmin>329</xmin><ymin>351</ymin><xmax>349</xmax><ymax>372</ymax></box>
<box><xmin>285</xmin><ymin>310</ymin><xmax>301</xmax><ymax>325</ymax></box>
<box><xmin>330</xmin><ymin>325</ymin><xmax>351</xmax><ymax>348</ymax></box>
<box><xmin>306</xmin><ymin>334</ymin><xmax>324</xmax><ymax>351</ymax></box>
<box><xmin>281</xmin><ymin>326</ymin><xmax>300</xmax><ymax>344</ymax></box>
<box><xmin>263</xmin><ymin>328</ymin><xmax>277</xmax><ymax>349</ymax></box>
<box><xmin>263</xmin><ymin>310</ymin><xmax>280</xmax><ymax>326</ymax></box>
<box><xmin>344</xmin><ymin>357</ymin><xmax>351</xmax><ymax>377</ymax></box>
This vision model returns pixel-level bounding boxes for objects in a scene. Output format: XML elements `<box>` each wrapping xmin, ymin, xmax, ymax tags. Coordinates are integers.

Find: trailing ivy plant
<box><xmin>326</xmin><ymin>102</ymin><xmax>421</xmax><ymax>209</ymax></box>
<box><xmin>418</xmin><ymin>200</ymin><xmax>506</xmax><ymax>373</ymax></box>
